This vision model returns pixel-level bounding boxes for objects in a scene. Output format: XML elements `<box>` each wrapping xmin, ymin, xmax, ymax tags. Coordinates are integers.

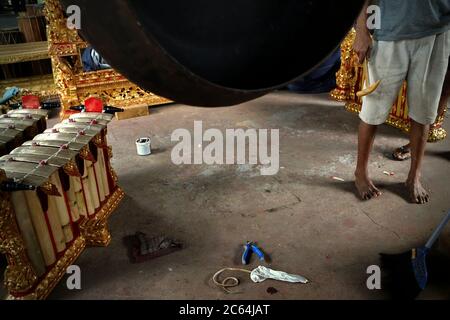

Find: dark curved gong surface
<box><xmin>62</xmin><ymin>0</ymin><xmax>363</xmax><ymax>106</ymax></box>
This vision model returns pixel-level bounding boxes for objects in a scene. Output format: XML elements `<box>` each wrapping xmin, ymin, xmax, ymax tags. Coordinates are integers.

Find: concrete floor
<box><xmin>3</xmin><ymin>92</ymin><xmax>450</xmax><ymax>299</ymax></box>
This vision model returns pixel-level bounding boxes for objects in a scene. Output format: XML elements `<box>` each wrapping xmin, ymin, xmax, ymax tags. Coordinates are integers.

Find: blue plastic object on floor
<box><xmin>242</xmin><ymin>242</ymin><xmax>266</xmax><ymax>265</ymax></box>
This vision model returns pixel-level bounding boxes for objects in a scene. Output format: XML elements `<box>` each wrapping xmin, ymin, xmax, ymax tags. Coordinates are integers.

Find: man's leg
<box><xmin>406</xmin><ymin>120</ymin><xmax>430</xmax><ymax>204</ymax></box>
<box><xmin>355</xmin><ymin>122</ymin><xmax>382</xmax><ymax>200</ymax></box>
<box><xmin>393</xmin><ymin>58</ymin><xmax>450</xmax><ymax>161</ymax></box>
<box><xmin>438</xmin><ymin>62</ymin><xmax>450</xmax><ymax>114</ymax></box>
<box><xmin>405</xmin><ymin>31</ymin><xmax>450</xmax><ymax>204</ymax></box>
<box><xmin>406</xmin><ymin>70</ymin><xmax>450</xmax><ymax>204</ymax></box>
<box><xmin>355</xmin><ymin>34</ymin><xmax>409</xmax><ymax>200</ymax></box>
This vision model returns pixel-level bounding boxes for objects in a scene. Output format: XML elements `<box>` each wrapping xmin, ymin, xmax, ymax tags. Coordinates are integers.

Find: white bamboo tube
<box><xmin>98</xmin><ymin>148</ymin><xmax>110</xmax><ymax>197</ymax></box>
<box><xmin>71</xmin><ymin>176</ymin><xmax>87</xmax><ymax>217</ymax></box>
<box><xmin>49</xmin><ymin>174</ymin><xmax>75</xmax><ymax>245</ymax></box>
<box><xmin>75</xmin><ymin>189</ymin><xmax>88</xmax><ymax>217</ymax></box>
<box><xmin>49</xmin><ymin>174</ymin><xmax>71</xmax><ymax>226</ymax></box>
<box><xmin>23</xmin><ymin>191</ymin><xmax>56</xmax><ymax>266</ymax></box>
<box><xmin>63</xmin><ymin>225</ymin><xmax>74</xmax><ymax>243</ymax></box>
<box><xmin>47</xmin><ymin>195</ymin><xmax>68</xmax><ymax>253</ymax></box>
<box><xmin>11</xmin><ymin>191</ymin><xmax>47</xmax><ymax>277</ymax></box>
<box><xmin>66</xmin><ymin>181</ymin><xmax>80</xmax><ymax>222</ymax></box>
<box><xmin>81</xmin><ymin>175</ymin><xmax>95</xmax><ymax>216</ymax></box>
<box><xmin>94</xmin><ymin>160</ymin><xmax>106</xmax><ymax>202</ymax></box>
<box><xmin>86</xmin><ymin>161</ymin><xmax>100</xmax><ymax>210</ymax></box>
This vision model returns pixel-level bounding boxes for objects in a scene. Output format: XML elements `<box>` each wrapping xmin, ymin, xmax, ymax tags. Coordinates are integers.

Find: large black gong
<box><xmin>62</xmin><ymin>0</ymin><xmax>364</xmax><ymax>106</ymax></box>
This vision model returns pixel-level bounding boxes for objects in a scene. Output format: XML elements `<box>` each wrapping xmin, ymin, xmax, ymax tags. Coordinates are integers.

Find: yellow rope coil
<box><xmin>212</xmin><ymin>268</ymin><xmax>252</xmax><ymax>294</ymax></box>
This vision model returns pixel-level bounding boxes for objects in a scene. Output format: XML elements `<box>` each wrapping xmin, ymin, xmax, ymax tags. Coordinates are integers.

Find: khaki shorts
<box><xmin>360</xmin><ymin>30</ymin><xmax>450</xmax><ymax>125</ymax></box>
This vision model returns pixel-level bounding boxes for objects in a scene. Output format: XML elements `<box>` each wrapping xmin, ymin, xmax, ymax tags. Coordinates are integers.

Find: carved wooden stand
<box><xmin>44</xmin><ymin>0</ymin><xmax>171</xmax><ymax>120</ymax></box>
<box><xmin>0</xmin><ymin>170</ymin><xmax>38</xmax><ymax>297</ymax></box>
<box><xmin>1</xmin><ymin>167</ymin><xmax>125</xmax><ymax>300</ymax></box>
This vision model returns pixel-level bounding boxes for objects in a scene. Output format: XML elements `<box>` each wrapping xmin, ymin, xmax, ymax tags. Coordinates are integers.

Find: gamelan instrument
<box><xmin>0</xmin><ymin>108</ymin><xmax>49</xmax><ymax>157</ymax></box>
<box><xmin>0</xmin><ymin>108</ymin><xmax>124</xmax><ymax>300</ymax></box>
<box><xmin>60</xmin><ymin>0</ymin><xmax>364</xmax><ymax>106</ymax></box>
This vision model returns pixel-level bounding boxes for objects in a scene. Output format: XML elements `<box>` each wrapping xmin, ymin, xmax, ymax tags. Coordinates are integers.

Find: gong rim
<box><xmin>61</xmin><ymin>0</ymin><xmax>364</xmax><ymax>106</ymax></box>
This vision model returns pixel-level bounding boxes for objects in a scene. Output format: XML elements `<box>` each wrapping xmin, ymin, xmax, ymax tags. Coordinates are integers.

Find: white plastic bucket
<box><xmin>136</xmin><ymin>137</ymin><xmax>152</xmax><ymax>156</ymax></box>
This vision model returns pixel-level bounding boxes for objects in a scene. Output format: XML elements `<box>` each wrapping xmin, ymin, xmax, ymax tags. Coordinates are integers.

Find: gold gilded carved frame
<box><xmin>44</xmin><ymin>0</ymin><xmax>171</xmax><ymax>120</ymax></box>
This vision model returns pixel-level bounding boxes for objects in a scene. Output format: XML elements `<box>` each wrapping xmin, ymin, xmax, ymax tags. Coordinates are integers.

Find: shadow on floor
<box><xmin>428</xmin><ymin>150</ymin><xmax>450</xmax><ymax>162</ymax></box>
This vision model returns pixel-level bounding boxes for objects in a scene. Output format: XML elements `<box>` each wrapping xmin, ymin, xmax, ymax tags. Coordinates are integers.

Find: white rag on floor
<box><xmin>250</xmin><ymin>266</ymin><xmax>309</xmax><ymax>284</ymax></box>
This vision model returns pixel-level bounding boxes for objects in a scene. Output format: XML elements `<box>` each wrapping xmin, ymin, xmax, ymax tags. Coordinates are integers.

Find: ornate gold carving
<box><xmin>332</xmin><ymin>29</ymin><xmax>447</xmax><ymax>143</ymax></box>
<box><xmin>44</xmin><ymin>0</ymin><xmax>171</xmax><ymax>119</ymax></box>
<box><xmin>80</xmin><ymin>187</ymin><xmax>125</xmax><ymax>247</ymax></box>
<box><xmin>111</xmin><ymin>169</ymin><xmax>119</xmax><ymax>186</ymax></box>
<box><xmin>79</xmin><ymin>145</ymin><xmax>95</xmax><ymax>162</ymax></box>
<box><xmin>7</xmin><ymin>237</ymin><xmax>86</xmax><ymax>300</ymax></box>
<box><xmin>38</xmin><ymin>181</ymin><xmax>61</xmax><ymax>196</ymax></box>
<box><xmin>4</xmin><ymin>187</ymin><xmax>125</xmax><ymax>300</ymax></box>
<box><xmin>428</xmin><ymin>110</ymin><xmax>448</xmax><ymax>142</ymax></box>
<box><xmin>43</xmin><ymin>0</ymin><xmax>85</xmax><ymax>46</ymax></box>
<box><xmin>330</xmin><ymin>29</ymin><xmax>358</xmax><ymax>102</ymax></box>
<box><xmin>92</xmin><ymin>134</ymin><xmax>106</xmax><ymax>149</ymax></box>
<box><xmin>0</xmin><ymin>41</ymin><xmax>50</xmax><ymax>64</ymax></box>
<box><xmin>63</xmin><ymin>159</ymin><xmax>81</xmax><ymax>177</ymax></box>
<box><xmin>0</xmin><ymin>170</ymin><xmax>38</xmax><ymax>295</ymax></box>
<box><xmin>428</xmin><ymin>127</ymin><xmax>447</xmax><ymax>142</ymax></box>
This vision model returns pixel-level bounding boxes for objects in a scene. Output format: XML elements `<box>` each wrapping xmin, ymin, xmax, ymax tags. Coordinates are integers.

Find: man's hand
<box><xmin>353</xmin><ymin>28</ymin><xmax>373</xmax><ymax>64</ymax></box>
<box><xmin>353</xmin><ymin>0</ymin><xmax>372</xmax><ymax>64</ymax></box>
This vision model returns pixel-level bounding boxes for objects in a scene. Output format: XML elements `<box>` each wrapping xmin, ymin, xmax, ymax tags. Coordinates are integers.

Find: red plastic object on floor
<box><xmin>21</xmin><ymin>95</ymin><xmax>41</xmax><ymax>109</ymax></box>
<box><xmin>84</xmin><ymin>97</ymin><xmax>104</xmax><ymax>113</ymax></box>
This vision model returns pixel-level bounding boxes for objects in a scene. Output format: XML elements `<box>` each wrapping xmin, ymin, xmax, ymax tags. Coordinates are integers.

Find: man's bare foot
<box><xmin>355</xmin><ymin>172</ymin><xmax>382</xmax><ymax>200</ymax></box>
<box><xmin>406</xmin><ymin>178</ymin><xmax>430</xmax><ymax>204</ymax></box>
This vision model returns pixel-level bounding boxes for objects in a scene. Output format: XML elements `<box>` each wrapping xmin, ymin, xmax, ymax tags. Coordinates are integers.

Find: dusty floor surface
<box><xmin>2</xmin><ymin>92</ymin><xmax>450</xmax><ymax>299</ymax></box>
